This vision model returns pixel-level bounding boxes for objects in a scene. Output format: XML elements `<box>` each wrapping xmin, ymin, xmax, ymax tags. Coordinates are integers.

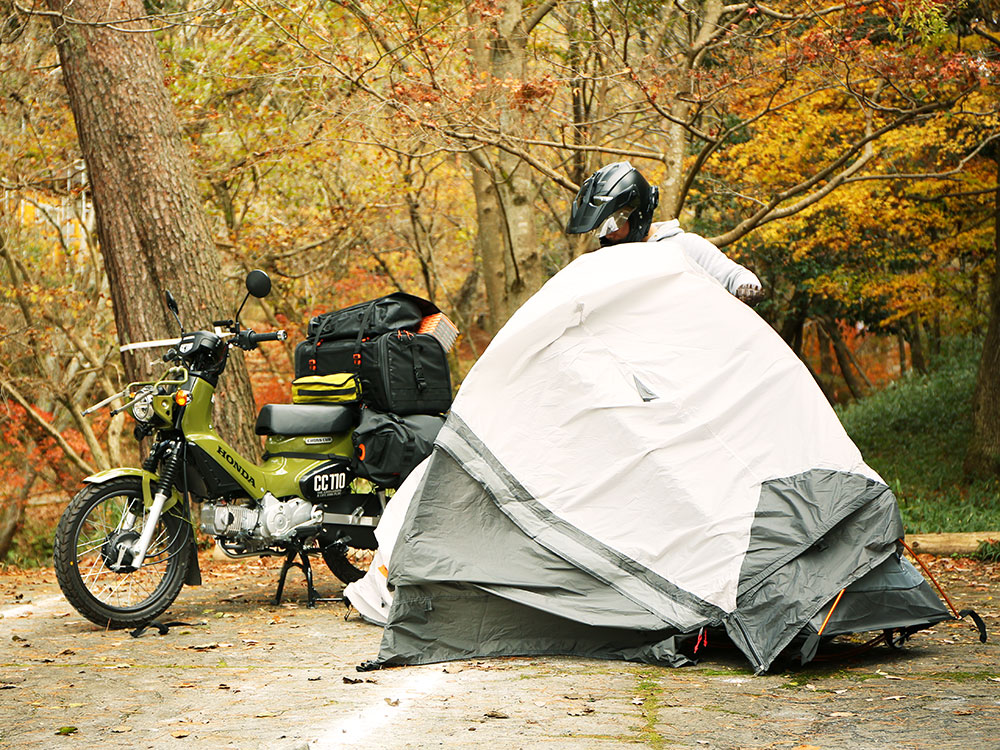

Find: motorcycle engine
<box><xmin>200</xmin><ymin>494</ymin><xmax>322</xmax><ymax>544</ymax></box>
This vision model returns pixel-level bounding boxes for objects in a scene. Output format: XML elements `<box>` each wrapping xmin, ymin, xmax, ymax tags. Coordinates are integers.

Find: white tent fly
<box><xmin>352</xmin><ymin>242</ymin><xmax>951</xmax><ymax>672</ymax></box>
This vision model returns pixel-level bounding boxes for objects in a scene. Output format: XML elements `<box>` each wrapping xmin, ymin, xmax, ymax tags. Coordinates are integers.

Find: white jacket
<box><xmin>648</xmin><ymin>220</ymin><xmax>761</xmax><ymax>295</ymax></box>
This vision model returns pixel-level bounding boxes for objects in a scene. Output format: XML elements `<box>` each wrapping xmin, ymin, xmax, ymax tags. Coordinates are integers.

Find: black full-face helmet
<box><xmin>565</xmin><ymin>162</ymin><xmax>659</xmax><ymax>245</ymax></box>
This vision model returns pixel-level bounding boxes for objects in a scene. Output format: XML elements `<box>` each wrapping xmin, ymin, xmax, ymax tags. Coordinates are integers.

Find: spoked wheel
<box><xmin>320</xmin><ymin>540</ymin><xmax>367</xmax><ymax>584</ymax></box>
<box><xmin>53</xmin><ymin>476</ymin><xmax>191</xmax><ymax>629</ymax></box>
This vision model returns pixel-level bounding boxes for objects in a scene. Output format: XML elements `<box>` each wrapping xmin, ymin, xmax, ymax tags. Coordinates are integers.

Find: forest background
<box><xmin>1</xmin><ymin>0</ymin><xmax>999</xmax><ymax>563</ymax></box>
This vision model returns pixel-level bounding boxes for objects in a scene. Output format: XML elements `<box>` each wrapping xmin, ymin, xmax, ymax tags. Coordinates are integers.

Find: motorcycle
<box><xmin>53</xmin><ymin>270</ymin><xmax>401</xmax><ymax>629</ymax></box>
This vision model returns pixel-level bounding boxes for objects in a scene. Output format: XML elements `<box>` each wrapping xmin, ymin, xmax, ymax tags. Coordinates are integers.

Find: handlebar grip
<box><xmin>252</xmin><ymin>330</ymin><xmax>287</xmax><ymax>343</ymax></box>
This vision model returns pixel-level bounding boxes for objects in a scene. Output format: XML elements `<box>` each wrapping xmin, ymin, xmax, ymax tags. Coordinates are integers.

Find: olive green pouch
<box><xmin>291</xmin><ymin>373</ymin><xmax>360</xmax><ymax>404</ymax></box>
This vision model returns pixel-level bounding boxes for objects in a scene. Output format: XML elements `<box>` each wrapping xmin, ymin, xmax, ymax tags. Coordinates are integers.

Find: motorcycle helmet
<box><xmin>565</xmin><ymin>162</ymin><xmax>659</xmax><ymax>245</ymax></box>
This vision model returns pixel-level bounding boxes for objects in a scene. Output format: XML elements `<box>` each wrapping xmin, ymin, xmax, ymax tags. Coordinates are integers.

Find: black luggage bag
<box><xmin>351</xmin><ymin>408</ymin><xmax>444</xmax><ymax>488</ymax></box>
<box><xmin>307</xmin><ymin>292</ymin><xmax>437</xmax><ymax>342</ymax></box>
<box><xmin>358</xmin><ymin>331</ymin><xmax>452</xmax><ymax>416</ymax></box>
<box><xmin>294</xmin><ymin>338</ymin><xmax>358</xmax><ymax>378</ymax></box>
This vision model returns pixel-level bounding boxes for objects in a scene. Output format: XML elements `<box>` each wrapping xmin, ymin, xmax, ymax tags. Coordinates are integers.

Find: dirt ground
<box><xmin>1</xmin><ymin>552</ymin><xmax>997</xmax><ymax>750</ymax></box>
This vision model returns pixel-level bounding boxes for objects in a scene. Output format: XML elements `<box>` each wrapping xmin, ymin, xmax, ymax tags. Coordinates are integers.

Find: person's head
<box><xmin>565</xmin><ymin>162</ymin><xmax>659</xmax><ymax>246</ymax></box>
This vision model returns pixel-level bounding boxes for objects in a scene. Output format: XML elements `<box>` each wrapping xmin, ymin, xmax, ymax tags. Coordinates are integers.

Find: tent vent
<box><xmin>633</xmin><ymin>375</ymin><xmax>659</xmax><ymax>402</ymax></box>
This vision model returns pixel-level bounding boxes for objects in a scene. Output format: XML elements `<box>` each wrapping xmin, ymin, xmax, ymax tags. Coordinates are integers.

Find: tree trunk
<box><xmin>465</xmin><ymin>0</ymin><xmax>545</xmax><ymax>330</ymax></box>
<box><xmin>906</xmin><ymin>314</ymin><xmax>927</xmax><ymax>374</ymax></box>
<box><xmin>817</xmin><ymin>323</ymin><xmax>834</xmax><ymax>376</ymax></box>
<box><xmin>823</xmin><ymin>320</ymin><xmax>865</xmax><ymax>401</ymax></box>
<box><xmin>469</xmin><ymin>158</ymin><xmax>508</xmax><ymax>333</ymax></box>
<box><xmin>897</xmin><ymin>331</ymin><xmax>908</xmax><ymax>376</ymax></box>
<box><xmin>0</xmin><ymin>468</ymin><xmax>37</xmax><ymax>562</ymax></box>
<box><xmin>45</xmin><ymin>0</ymin><xmax>259</xmax><ymax>459</ymax></box>
<box><xmin>964</xmin><ymin>154</ymin><xmax>1000</xmax><ymax>478</ymax></box>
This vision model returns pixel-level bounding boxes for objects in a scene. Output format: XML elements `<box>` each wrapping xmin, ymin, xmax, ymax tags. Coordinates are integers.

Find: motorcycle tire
<box><xmin>53</xmin><ymin>476</ymin><xmax>191</xmax><ymax>629</ymax></box>
<box><xmin>321</xmin><ymin>541</ymin><xmax>366</xmax><ymax>584</ymax></box>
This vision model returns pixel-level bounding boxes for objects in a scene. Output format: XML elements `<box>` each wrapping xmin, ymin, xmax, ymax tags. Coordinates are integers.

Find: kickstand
<box><xmin>272</xmin><ymin>545</ymin><xmax>341</xmax><ymax>608</ymax></box>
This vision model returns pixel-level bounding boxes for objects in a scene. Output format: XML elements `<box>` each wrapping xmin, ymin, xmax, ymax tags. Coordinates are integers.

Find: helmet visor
<box><xmin>598</xmin><ymin>198</ymin><xmax>639</xmax><ymax>238</ymax></box>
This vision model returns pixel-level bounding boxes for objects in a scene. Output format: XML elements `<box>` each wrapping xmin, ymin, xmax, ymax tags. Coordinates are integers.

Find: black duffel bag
<box><xmin>351</xmin><ymin>408</ymin><xmax>444</xmax><ymax>488</ymax></box>
<box><xmin>307</xmin><ymin>292</ymin><xmax>438</xmax><ymax>343</ymax></box>
<box><xmin>295</xmin><ymin>337</ymin><xmax>358</xmax><ymax>378</ymax></box>
<box><xmin>359</xmin><ymin>330</ymin><xmax>452</xmax><ymax>415</ymax></box>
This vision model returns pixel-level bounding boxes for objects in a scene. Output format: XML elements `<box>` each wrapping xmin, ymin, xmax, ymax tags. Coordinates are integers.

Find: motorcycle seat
<box><xmin>254</xmin><ymin>404</ymin><xmax>358</xmax><ymax>436</ymax></box>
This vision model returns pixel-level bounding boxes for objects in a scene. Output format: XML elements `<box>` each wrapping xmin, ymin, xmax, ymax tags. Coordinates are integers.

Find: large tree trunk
<box><xmin>45</xmin><ymin>0</ymin><xmax>259</xmax><ymax>459</ymax></box>
<box><xmin>964</xmin><ymin>154</ymin><xmax>1000</xmax><ymax>477</ymax></box>
<box><xmin>465</xmin><ymin>0</ymin><xmax>545</xmax><ymax>331</ymax></box>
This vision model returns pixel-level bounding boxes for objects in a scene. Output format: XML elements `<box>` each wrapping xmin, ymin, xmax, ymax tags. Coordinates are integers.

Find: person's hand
<box><xmin>735</xmin><ymin>284</ymin><xmax>766</xmax><ymax>307</ymax></box>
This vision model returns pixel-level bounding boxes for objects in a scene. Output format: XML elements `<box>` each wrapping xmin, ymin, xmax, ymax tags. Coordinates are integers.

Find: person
<box><xmin>566</xmin><ymin>162</ymin><xmax>765</xmax><ymax>305</ymax></box>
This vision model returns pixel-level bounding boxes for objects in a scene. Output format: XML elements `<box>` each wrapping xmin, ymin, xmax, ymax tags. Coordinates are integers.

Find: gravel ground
<box><xmin>1</xmin><ymin>553</ymin><xmax>997</xmax><ymax>750</ymax></box>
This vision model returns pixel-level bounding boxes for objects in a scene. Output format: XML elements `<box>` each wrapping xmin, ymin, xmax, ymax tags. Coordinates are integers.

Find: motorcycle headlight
<box><xmin>131</xmin><ymin>395</ymin><xmax>154</xmax><ymax>422</ymax></box>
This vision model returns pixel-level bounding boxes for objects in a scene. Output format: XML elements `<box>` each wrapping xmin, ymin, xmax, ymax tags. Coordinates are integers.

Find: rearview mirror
<box><xmin>165</xmin><ymin>290</ymin><xmax>179</xmax><ymax>315</ymax></box>
<box><xmin>245</xmin><ymin>270</ymin><xmax>271</xmax><ymax>298</ymax></box>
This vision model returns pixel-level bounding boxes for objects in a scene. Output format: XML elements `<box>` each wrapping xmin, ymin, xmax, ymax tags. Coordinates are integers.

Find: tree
<box><xmin>39</xmin><ymin>0</ymin><xmax>259</xmax><ymax>457</ymax></box>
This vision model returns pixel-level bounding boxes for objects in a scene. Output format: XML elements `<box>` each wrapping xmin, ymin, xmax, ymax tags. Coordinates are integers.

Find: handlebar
<box><xmin>235</xmin><ymin>329</ymin><xmax>287</xmax><ymax>349</ymax></box>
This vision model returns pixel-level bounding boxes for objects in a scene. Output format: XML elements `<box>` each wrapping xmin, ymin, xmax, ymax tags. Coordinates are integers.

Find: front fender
<box><xmin>84</xmin><ymin>467</ymin><xmax>181</xmax><ymax>513</ymax></box>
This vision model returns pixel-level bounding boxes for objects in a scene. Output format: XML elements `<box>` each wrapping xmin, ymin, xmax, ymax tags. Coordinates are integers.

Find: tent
<box><xmin>359</xmin><ymin>242</ymin><xmax>951</xmax><ymax>673</ymax></box>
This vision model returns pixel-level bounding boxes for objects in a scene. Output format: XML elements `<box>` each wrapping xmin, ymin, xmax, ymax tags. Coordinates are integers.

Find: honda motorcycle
<box><xmin>53</xmin><ymin>271</ymin><xmax>394</xmax><ymax>629</ymax></box>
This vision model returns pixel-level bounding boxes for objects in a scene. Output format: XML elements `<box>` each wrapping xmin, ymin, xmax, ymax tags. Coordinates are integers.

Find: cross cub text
<box><xmin>54</xmin><ymin>271</ymin><xmax>389</xmax><ymax>629</ymax></box>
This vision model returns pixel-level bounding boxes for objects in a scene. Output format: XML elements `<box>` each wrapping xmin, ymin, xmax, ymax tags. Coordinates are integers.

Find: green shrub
<box><xmin>837</xmin><ymin>337</ymin><xmax>1000</xmax><ymax>534</ymax></box>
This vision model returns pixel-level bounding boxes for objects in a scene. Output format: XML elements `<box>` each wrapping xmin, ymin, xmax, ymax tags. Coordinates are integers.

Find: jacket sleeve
<box><xmin>673</xmin><ymin>233</ymin><xmax>761</xmax><ymax>295</ymax></box>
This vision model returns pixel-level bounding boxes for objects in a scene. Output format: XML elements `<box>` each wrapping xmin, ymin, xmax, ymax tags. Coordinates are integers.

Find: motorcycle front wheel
<box><xmin>53</xmin><ymin>476</ymin><xmax>191</xmax><ymax>629</ymax></box>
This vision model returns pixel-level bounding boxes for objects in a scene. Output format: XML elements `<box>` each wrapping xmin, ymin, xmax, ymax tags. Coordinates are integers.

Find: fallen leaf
<box><xmin>55</xmin><ymin>726</ymin><xmax>78</xmax><ymax>735</ymax></box>
<box><xmin>342</xmin><ymin>677</ymin><xmax>362</xmax><ymax>685</ymax></box>
<box><xmin>110</xmin><ymin>726</ymin><xmax>132</xmax><ymax>733</ymax></box>
<box><xmin>876</xmin><ymin>669</ymin><xmax>903</xmax><ymax>680</ymax></box>
<box><xmin>58</xmin><ymin>649</ymin><xmax>76</xmax><ymax>656</ymax></box>
<box><xmin>171</xmin><ymin>730</ymin><xmax>190</xmax><ymax>738</ymax></box>
<box><xmin>828</xmin><ymin>711</ymin><xmax>855</xmax><ymax>717</ymax></box>
<box><xmin>484</xmin><ymin>710</ymin><xmax>508</xmax><ymax>719</ymax></box>
<box><xmin>384</xmin><ymin>698</ymin><xmax>400</xmax><ymax>707</ymax></box>
<box><xmin>954</xmin><ymin>709</ymin><xmax>974</xmax><ymax>716</ymax></box>
<box><xmin>631</xmin><ymin>697</ymin><xmax>644</xmax><ymax>706</ymax></box>
<box><xmin>884</xmin><ymin>695</ymin><xmax>905</xmax><ymax>701</ymax></box>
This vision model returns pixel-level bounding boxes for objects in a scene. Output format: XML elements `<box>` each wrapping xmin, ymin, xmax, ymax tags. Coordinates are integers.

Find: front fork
<box><xmin>123</xmin><ymin>441</ymin><xmax>184</xmax><ymax>570</ymax></box>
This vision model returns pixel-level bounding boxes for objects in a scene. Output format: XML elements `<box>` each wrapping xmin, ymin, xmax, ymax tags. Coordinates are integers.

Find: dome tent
<box><xmin>361</xmin><ymin>242</ymin><xmax>951</xmax><ymax>672</ymax></box>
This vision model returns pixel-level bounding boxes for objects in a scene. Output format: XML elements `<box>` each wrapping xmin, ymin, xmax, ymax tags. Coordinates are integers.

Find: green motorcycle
<box><xmin>54</xmin><ymin>270</ymin><xmax>417</xmax><ymax>629</ymax></box>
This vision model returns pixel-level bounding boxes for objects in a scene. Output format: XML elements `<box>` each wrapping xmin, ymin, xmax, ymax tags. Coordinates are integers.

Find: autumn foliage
<box><xmin>2</xmin><ymin>0</ymin><xmax>999</xmax><ymax>560</ymax></box>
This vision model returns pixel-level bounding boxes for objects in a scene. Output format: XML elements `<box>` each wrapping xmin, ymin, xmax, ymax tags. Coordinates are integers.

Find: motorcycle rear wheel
<box><xmin>321</xmin><ymin>541</ymin><xmax>366</xmax><ymax>584</ymax></box>
<box><xmin>53</xmin><ymin>476</ymin><xmax>191</xmax><ymax>629</ymax></box>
